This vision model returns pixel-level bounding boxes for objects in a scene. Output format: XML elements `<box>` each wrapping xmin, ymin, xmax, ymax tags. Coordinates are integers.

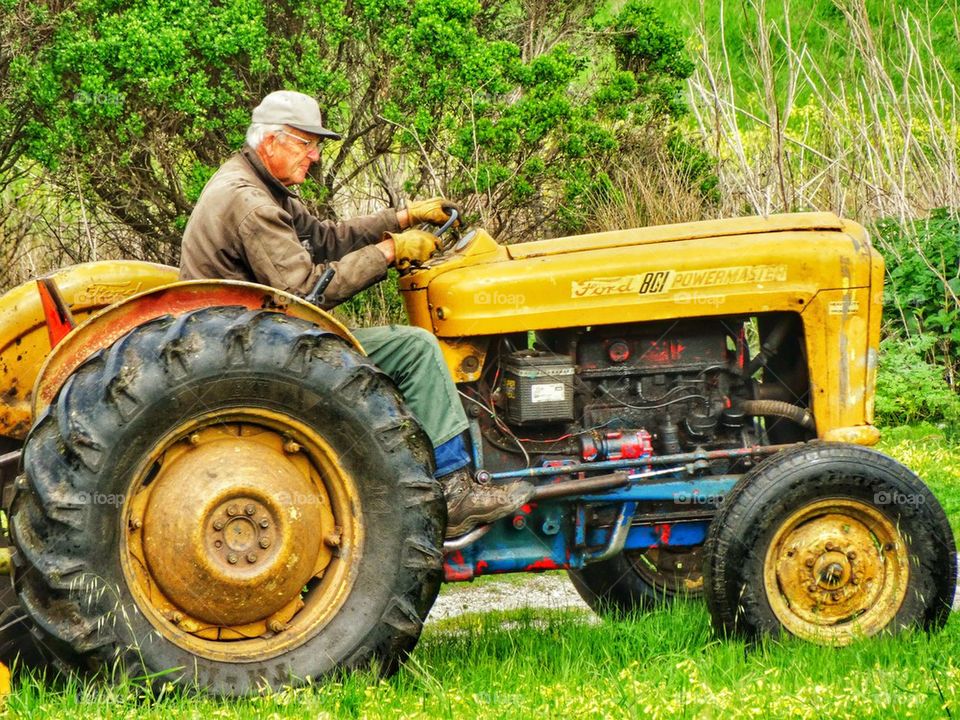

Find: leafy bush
<box><xmin>875</xmin><ymin>334</ymin><xmax>960</xmax><ymax>429</ymax></box>
<box><xmin>3</xmin><ymin>0</ymin><xmax>705</xmax><ymax>267</ymax></box>
<box><xmin>873</xmin><ymin>210</ymin><xmax>960</xmax><ymax>396</ymax></box>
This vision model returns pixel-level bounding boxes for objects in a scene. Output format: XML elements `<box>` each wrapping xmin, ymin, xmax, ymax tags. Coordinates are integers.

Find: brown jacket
<box><xmin>179</xmin><ymin>146</ymin><xmax>399</xmax><ymax>307</ymax></box>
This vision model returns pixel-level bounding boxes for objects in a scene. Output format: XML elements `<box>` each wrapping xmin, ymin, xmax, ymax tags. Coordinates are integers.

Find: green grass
<box><xmin>658</xmin><ymin>0</ymin><xmax>960</xmax><ymax>109</ymax></box>
<box><xmin>6</xmin><ymin>424</ymin><xmax>960</xmax><ymax>718</ymax></box>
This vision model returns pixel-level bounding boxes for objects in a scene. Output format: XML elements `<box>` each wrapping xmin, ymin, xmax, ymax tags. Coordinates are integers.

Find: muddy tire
<box><xmin>10</xmin><ymin>306</ymin><xmax>445</xmax><ymax>695</ymax></box>
<box><xmin>568</xmin><ymin>546</ymin><xmax>704</xmax><ymax>615</ymax></box>
<box><xmin>703</xmin><ymin>443</ymin><xmax>956</xmax><ymax>644</ymax></box>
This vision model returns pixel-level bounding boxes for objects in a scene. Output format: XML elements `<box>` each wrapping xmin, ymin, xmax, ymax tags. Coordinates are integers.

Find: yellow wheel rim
<box><xmin>763</xmin><ymin>498</ymin><xmax>909</xmax><ymax>645</ymax></box>
<box><xmin>120</xmin><ymin>409</ymin><xmax>363</xmax><ymax>661</ymax></box>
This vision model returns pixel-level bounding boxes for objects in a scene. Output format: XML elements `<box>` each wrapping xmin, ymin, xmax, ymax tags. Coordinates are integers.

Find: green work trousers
<box><xmin>352</xmin><ymin>325</ymin><xmax>469</xmax><ymax>447</ymax></box>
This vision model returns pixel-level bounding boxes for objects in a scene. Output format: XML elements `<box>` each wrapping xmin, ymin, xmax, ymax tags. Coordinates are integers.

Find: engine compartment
<box><xmin>462</xmin><ymin>314</ymin><xmax>813</xmax><ymax>474</ymax></box>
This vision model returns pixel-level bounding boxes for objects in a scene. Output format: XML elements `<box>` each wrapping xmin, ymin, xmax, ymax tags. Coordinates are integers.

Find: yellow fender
<box><xmin>0</xmin><ymin>262</ymin><xmax>360</xmax><ymax>438</ymax></box>
<box><xmin>0</xmin><ymin>261</ymin><xmax>179</xmax><ymax>439</ymax></box>
<box><xmin>31</xmin><ymin>280</ymin><xmax>361</xmax><ymax>422</ymax></box>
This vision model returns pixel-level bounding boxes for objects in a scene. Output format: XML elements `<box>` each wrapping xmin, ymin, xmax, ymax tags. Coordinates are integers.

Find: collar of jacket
<box><xmin>241</xmin><ymin>144</ymin><xmax>297</xmax><ymax>200</ymax></box>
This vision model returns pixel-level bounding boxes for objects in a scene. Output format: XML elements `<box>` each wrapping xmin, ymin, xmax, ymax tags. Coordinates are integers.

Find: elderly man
<box><xmin>180</xmin><ymin>90</ymin><xmax>531</xmax><ymax>536</ymax></box>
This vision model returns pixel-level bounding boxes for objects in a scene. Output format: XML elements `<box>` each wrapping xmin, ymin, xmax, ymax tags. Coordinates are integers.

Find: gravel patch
<box><xmin>427</xmin><ymin>573</ymin><xmax>592</xmax><ymax>622</ymax></box>
<box><xmin>427</xmin><ymin>568</ymin><xmax>960</xmax><ymax>622</ymax></box>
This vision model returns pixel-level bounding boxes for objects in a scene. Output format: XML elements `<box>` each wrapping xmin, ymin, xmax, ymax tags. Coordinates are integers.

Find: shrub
<box><xmin>875</xmin><ymin>334</ymin><xmax>960</xmax><ymax>429</ymax></box>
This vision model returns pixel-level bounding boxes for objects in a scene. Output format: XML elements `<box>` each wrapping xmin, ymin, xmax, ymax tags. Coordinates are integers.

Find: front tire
<box><xmin>703</xmin><ymin>443</ymin><xmax>956</xmax><ymax>644</ymax></box>
<box><xmin>11</xmin><ymin>306</ymin><xmax>445</xmax><ymax>695</ymax></box>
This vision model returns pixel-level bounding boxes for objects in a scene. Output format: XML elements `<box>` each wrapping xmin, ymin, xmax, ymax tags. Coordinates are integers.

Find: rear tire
<box><xmin>568</xmin><ymin>546</ymin><xmax>704</xmax><ymax>615</ymax></box>
<box><xmin>10</xmin><ymin>306</ymin><xmax>445</xmax><ymax>695</ymax></box>
<box><xmin>703</xmin><ymin>443</ymin><xmax>956</xmax><ymax>644</ymax></box>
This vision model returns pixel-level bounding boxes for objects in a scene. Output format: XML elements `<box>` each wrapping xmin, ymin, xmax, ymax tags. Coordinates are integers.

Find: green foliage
<box><xmin>608</xmin><ymin>0</ymin><xmax>694</xmax><ymax>121</ymax></box>
<box><xmin>876</xmin><ymin>334</ymin><xmax>960</xmax><ymax>428</ymax></box>
<box><xmin>870</xmin><ymin>213</ymin><xmax>960</xmax><ymax>429</ymax></box>
<box><xmin>658</xmin><ymin>0</ymin><xmax>960</xmax><ymax>113</ymax></box>
<box><xmin>334</xmin><ymin>269</ymin><xmax>407</xmax><ymax>327</ymax></box>
<box><xmin>4</xmin><ymin>0</ymin><xmax>706</xmax><ymax>261</ymax></box>
<box><xmin>873</xmin><ymin>211</ymin><xmax>960</xmax><ymax>391</ymax></box>
<box><xmin>876</xmin><ymin>212</ymin><xmax>960</xmax><ymax>338</ymax></box>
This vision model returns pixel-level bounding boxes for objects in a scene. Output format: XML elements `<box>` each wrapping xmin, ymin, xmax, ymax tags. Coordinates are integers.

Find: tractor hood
<box><xmin>398</xmin><ymin>212</ymin><xmax>879</xmax><ymax>339</ymax></box>
<box><xmin>504</xmin><ymin>212</ymin><xmax>846</xmax><ymax>260</ymax></box>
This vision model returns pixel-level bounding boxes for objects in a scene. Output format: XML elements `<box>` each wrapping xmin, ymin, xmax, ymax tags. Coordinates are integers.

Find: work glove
<box><xmin>386</xmin><ymin>229</ymin><xmax>441</xmax><ymax>273</ymax></box>
<box><xmin>407</xmin><ymin>197</ymin><xmax>463</xmax><ymax>228</ymax></box>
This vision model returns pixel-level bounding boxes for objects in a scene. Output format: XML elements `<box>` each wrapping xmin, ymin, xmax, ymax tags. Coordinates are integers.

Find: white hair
<box><xmin>245</xmin><ymin>122</ymin><xmax>286</xmax><ymax>149</ymax></box>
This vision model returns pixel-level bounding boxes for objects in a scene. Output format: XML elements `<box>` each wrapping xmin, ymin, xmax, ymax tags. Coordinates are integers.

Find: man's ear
<box><xmin>260</xmin><ymin>134</ymin><xmax>278</xmax><ymax>156</ymax></box>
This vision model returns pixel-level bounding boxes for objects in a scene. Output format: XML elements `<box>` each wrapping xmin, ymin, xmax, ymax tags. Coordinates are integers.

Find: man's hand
<box><xmin>405</xmin><ymin>197</ymin><xmax>463</xmax><ymax>228</ymax></box>
<box><xmin>385</xmin><ymin>229</ymin><xmax>441</xmax><ymax>272</ymax></box>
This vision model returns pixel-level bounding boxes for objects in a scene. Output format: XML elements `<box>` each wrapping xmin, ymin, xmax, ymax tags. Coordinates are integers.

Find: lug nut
<box><xmin>130</xmin><ymin>518</ymin><xmax>142</xmax><ymax>530</ymax></box>
<box><xmin>227</xmin><ymin>553</ymin><xmax>238</xmax><ymax>564</ymax></box>
<box><xmin>246</xmin><ymin>553</ymin><xmax>257</xmax><ymax>563</ymax></box>
<box><xmin>259</xmin><ymin>537</ymin><xmax>271</xmax><ymax>549</ymax></box>
<box><xmin>852</xmin><ymin>577</ymin><xmax>860</xmax><ymax>585</ymax></box>
<box><xmin>283</xmin><ymin>440</ymin><xmax>301</xmax><ymax>454</ymax></box>
<box><xmin>847</xmin><ymin>551</ymin><xmax>856</xmax><ymax>560</ymax></box>
<box><xmin>189</xmin><ymin>433</ymin><xmax>201</xmax><ymax>446</ymax></box>
<box><xmin>227</xmin><ymin>505</ymin><xmax>238</xmax><ymax>517</ymax></box>
<box><xmin>831</xmin><ymin>592</ymin><xmax>841</xmax><ymax>601</ymax></box>
<box><xmin>805</xmin><ymin>558</ymin><xmax>814</xmax><ymax>568</ymax></box>
<box><xmin>245</xmin><ymin>504</ymin><xmax>256</xmax><ymax>516</ymax></box>
<box><xmin>170</xmin><ymin>611</ymin><xmax>183</xmax><ymax>623</ymax></box>
<box><xmin>807</xmin><ymin>584</ymin><xmax>817</xmax><ymax>593</ymax></box>
<box><xmin>259</xmin><ymin>518</ymin><xmax>270</xmax><ymax>528</ymax></box>
<box><xmin>213</xmin><ymin>520</ymin><xmax>224</xmax><ymax>530</ymax></box>
<box><xmin>214</xmin><ymin>540</ymin><xmax>222</xmax><ymax>548</ymax></box>
<box><xmin>825</xmin><ymin>542</ymin><xmax>835</xmax><ymax>551</ymax></box>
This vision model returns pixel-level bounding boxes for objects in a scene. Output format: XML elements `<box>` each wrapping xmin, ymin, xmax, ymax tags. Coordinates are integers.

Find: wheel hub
<box><xmin>813</xmin><ymin>551</ymin><xmax>851</xmax><ymax>590</ymax></box>
<box><xmin>208</xmin><ymin>497</ymin><xmax>276</xmax><ymax>566</ymax></box>
<box><xmin>141</xmin><ymin>436</ymin><xmax>323</xmax><ymax>626</ymax></box>
<box><xmin>765</xmin><ymin>500</ymin><xmax>909</xmax><ymax>642</ymax></box>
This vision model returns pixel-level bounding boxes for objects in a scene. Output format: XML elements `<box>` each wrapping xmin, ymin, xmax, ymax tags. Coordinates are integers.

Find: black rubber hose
<box><xmin>740</xmin><ymin>399</ymin><xmax>815</xmax><ymax>430</ymax></box>
<box><xmin>744</xmin><ymin>317</ymin><xmax>792</xmax><ymax>377</ymax></box>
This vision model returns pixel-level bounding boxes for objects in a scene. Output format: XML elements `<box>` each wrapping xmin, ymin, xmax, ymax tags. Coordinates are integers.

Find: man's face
<box><xmin>258</xmin><ymin>127</ymin><xmax>322</xmax><ymax>186</ymax></box>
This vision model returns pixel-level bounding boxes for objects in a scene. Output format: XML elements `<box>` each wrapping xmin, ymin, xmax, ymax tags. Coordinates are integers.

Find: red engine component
<box><xmin>607</xmin><ymin>340</ymin><xmax>631</xmax><ymax>363</ymax></box>
<box><xmin>580</xmin><ymin>429</ymin><xmax>653</xmax><ymax>461</ymax></box>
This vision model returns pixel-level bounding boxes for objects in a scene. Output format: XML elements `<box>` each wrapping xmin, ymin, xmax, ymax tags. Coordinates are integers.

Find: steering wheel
<box><xmin>432</xmin><ymin>208</ymin><xmax>461</xmax><ymax>253</ymax></box>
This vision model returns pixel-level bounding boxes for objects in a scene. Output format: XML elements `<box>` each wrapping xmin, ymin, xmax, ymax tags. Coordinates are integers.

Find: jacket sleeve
<box><xmin>291</xmin><ymin>204</ymin><xmax>401</xmax><ymax>263</ymax></box>
<box><xmin>238</xmin><ymin>203</ymin><xmax>389</xmax><ymax>308</ymax></box>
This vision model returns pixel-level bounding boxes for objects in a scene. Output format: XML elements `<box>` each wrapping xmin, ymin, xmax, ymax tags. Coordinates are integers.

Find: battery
<box><xmin>501</xmin><ymin>351</ymin><xmax>575</xmax><ymax>425</ymax></box>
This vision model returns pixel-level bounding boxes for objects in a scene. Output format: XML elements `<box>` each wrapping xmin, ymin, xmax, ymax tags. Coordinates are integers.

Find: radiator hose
<box><xmin>740</xmin><ymin>399</ymin><xmax>815</xmax><ymax>431</ymax></box>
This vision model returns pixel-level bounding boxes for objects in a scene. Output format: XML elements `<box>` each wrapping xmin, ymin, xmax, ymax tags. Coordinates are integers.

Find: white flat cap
<box><xmin>252</xmin><ymin>90</ymin><xmax>341</xmax><ymax>139</ymax></box>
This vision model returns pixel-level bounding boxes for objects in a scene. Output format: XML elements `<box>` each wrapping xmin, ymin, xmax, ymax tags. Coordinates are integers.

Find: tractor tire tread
<box><xmin>11</xmin><ymin>307</ymin><xmax>444</xmax><ymax>694</ymax></box>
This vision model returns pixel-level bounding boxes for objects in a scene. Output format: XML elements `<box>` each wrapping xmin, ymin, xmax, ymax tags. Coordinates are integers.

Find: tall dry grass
<box><xmin>687</xmin><ymin>0</ymin><xmax>960</xmax><ymax>223</ymax></box>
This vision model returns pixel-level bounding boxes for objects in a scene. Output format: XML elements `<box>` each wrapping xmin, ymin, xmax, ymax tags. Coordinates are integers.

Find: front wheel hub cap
<box><xmin>142</xmin><ymin>438</ymin><xmax>323</xmax><ymax>626</ymax></box>
<box><xmin>764</xmin><ymin>499</ymin><xmax>909</xmax><ymax>643</ymax></box>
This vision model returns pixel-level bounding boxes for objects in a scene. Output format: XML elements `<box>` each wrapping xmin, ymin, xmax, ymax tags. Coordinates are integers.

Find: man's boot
<box><xmin>439</xmin><ymin>469</ymin><xmax>534</xmax><ymax>538</ymax></box>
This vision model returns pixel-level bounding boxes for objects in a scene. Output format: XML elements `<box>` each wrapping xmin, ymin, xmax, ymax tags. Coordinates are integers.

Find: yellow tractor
<box><xmin>0</xmin><ymin>212</ymin><xmax>954</xmax><ymax>695</ymax></box>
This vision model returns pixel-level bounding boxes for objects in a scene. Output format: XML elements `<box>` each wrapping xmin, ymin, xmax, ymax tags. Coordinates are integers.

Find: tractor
<box><xmin>0</xmin><ymin>211</ymin><xmax>954</xmax><ymax>695</ymax></box>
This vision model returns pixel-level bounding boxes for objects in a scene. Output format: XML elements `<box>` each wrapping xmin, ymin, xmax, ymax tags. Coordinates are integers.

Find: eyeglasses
<box><xmin>276</xmin><ymin>129</ymin><xmax>321</xmax><ymax>153</ymax></box>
